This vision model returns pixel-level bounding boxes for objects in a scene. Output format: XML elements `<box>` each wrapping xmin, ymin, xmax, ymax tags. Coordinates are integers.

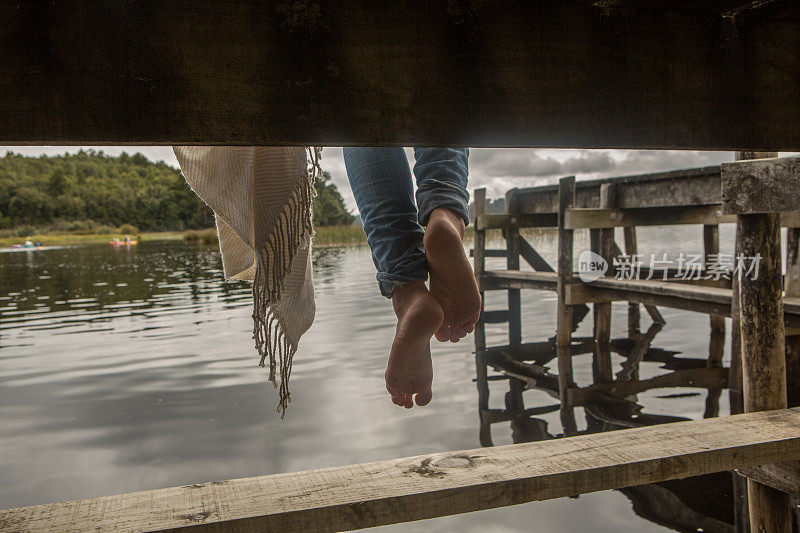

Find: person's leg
<box><xmin>343</xmin><ymin>147</ymin><xmax>443</xmax><ymax>407</ymax></box>
<box><xmin>344</xmin><ymin>147</ymin><xmax>427</xmax><ymax>297</ymax></box>
<box><xmin>413</xmin><ymin>147</ymin><xmax>481</xmax><ymax>343</ymax></box>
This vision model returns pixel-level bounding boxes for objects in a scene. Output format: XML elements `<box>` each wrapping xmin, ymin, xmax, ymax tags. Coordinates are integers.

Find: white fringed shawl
<box><xmin>172</xmin><ymin>146</ymin><xmax>319</xmax><ymax>418</ymax></box>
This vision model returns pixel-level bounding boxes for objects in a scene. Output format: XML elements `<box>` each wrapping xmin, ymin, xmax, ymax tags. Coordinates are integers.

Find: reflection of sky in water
<box><xmin>0</xmin><ymin>233</ymin><xmax>735</xmax><ymax>531</ymax></box>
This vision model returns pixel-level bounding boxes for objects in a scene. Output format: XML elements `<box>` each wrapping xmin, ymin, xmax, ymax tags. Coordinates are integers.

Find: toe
<box><xmin>449</xmin><ymin>328</ymin><xmax>460</xmax><ymax>342</ymax></box>
<box><xmin>435</xmin><ymin>325</ymin><xmax>451</xmax><ymax>343</ymax></box>
<box><xmin>403</xmin><ymin>394</ymin><xmax>414</xmax><ymax>409</ymax></box>
<box><xmin>415</xmin><ymin>389</ymin><xmax>433</xmax><ymax>406</ymax></box>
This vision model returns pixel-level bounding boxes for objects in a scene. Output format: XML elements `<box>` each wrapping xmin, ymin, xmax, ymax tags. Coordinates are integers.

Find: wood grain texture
<box><xmin>736</xmin><ymin>211</ymin><xmax>791</xmax><ymax>531</ymax></box>
<box><xmin>739</xmin><ymin>462</ymin><xmax>800</xmax><ymax>497</ymax></box>
<box><xmin>564</xmin><ymin>205</ymin><xmax>733</xmax><ymax>230</ymax></box>
<box><xmin>623</xmin><ymin>226</ymin><xmax>641</xmax><ymax>336</ymax></box>
<box><xmin>2</xmin><ymin>1</ymin><xmax>799</xmax><ymax>147</ymax></box>
<box><xmin>479</xmin><ymin>270</ymin><xmax>559</xmax><ymax>292</ymax></box>
<box><xmin>472</xmin><ymin>188</ymin><xmax>489</xmax><ymax>413</ymax></box>
<box><xmin>722</xmin><ymin>156</ymin><xmax>800</xmax><ymax>214</ymax></box>
<box><xmin>557</xmin><ymin>176</ymin><xmax>578</xmax><ymax>432</ymax></box>
<box><xmin>4</xmin><ymin>409</ymin><xmax>800</xmax><ymax>532</ymax></box>
<box><xmin>508</xmin><ymin>166</ymin><xmax>723</xmax><ymax>214</ymax></box>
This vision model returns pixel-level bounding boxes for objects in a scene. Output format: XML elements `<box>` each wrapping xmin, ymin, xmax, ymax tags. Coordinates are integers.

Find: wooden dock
<box><xmin>473</xmin><ymin>154</ymin><xmax>800</xmax><ymax>532</ymax></box>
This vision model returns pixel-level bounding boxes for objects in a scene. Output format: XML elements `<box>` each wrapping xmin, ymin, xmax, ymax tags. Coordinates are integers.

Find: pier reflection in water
<box><xmin>477</xmin><ymin>311</ymin><xmax>750</xmax><ymax>533</ymax></box>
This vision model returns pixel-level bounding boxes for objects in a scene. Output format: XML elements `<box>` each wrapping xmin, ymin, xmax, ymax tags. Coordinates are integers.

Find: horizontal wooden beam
<box><xmin>507</xmin><ymin>166</ymin><xmax>724</xmax><ymax>214</ymax></box>
<box><xmin>722</xmin><ymin>156</ymin><xmax>800</xmax><ymax>214</ymax></box>
<box><xmin>564</xmin><ymin>205</ymin><xmax>733</xmax><ymax>229</ymax></box>
<box><xmin>482</xmin><ymin>310</ymin><xmax>510</xmax><ymax>323</ymax></box>
<box><xmin>469</xmin><ymin>249</ymin><xmax>506</xmax><ymax>258</ymax></box>
<box><xmin>1</xmin><ymin>1</ymin><xmax>799</xmax><ymax>147</ymax></box>
<box><xmin>4</xmin><ymin>409</ymin><xmax>800</xmax><ymax>532</ymax></box>
<box><xmin>479</xmin><ymin>270</ymin><xmax>558</xmax><ymax>291</ymax></box>
<box><xmin>476</xmin><ymin>213</ymin><xmax>558</xmax><ymax>230</ymax></box>
<box><xmin>738</xmin><ymin>462</ymin><xmax>800</xmax><ymax>496</ymax></box>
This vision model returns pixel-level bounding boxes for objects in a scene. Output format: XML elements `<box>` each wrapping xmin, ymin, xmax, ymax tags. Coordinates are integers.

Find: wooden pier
<box><xmin>473</xmin><ymin>154</ymin><xmax>800</xmax><ymax>532</ymax></box>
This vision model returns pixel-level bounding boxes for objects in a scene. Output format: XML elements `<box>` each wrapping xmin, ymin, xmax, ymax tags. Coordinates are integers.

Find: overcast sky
<box><xmin>4</xmin><ymin>146</ymin><xmax>794</xmax><ymax>213</ymax></box>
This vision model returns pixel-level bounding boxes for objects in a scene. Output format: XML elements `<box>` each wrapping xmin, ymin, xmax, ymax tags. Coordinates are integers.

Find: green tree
<box><xmin>47</xmin><ymin>168</ymin><xmax>69</xmax><ymax>196</ymax></box>
<box><xmin>313</xmin><ymin>171</ymin><xmax>355</xmax><ymax>226</ymax></box>
<box><xmin>0</xmin><ymin>151</ymin><xmax>354</xmax><ymax>233</ymax></box>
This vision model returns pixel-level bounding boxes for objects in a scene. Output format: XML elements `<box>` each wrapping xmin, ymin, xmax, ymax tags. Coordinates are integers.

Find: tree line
<box><xmin>0</xmin><ymin>151</ymin><xmax>354</xmax><ymax>232</ymax></box>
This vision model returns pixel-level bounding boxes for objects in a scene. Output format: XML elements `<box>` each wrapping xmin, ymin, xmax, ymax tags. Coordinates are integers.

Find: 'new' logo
<box><xmin>578</xmin><ymin>250</ymin><xmax>608</xmax><ymax>282</ymax></box>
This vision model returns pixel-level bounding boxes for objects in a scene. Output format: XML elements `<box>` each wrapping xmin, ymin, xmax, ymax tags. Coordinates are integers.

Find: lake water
<box><xmin>0</xmin><ymin>228</ymin><xmax>741</xmax><ymax>531</ymax></box>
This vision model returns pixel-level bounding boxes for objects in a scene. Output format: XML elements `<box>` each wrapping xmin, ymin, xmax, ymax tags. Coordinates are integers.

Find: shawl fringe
<box><xmin>252</xmin><ymin>147</ymin><xmax>320</xmax><ymax>418</ymax></box>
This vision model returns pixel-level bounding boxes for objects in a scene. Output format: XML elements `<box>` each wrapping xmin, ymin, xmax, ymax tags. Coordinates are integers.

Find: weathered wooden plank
<box><xmin>482</xmin><ymin>310</ymin><xmax>510</xmax><ymax>324</ymax></box>
<box><xmin>479</xmin><ymin>270</ymin><xmax>559</xmax><ymax>291</ymax></box>
<box><xmin>476</xmin><ymin>213</ymin><xmax>558</xmax><ymax>230</ymax></box>
<box><xmin>2</xmin><ymin>1</ymin><xmax>799</xmax><ymax>147</ymax></box>
<box><xmin>4</xmin><ymin>409</ymin><xmax>800</xmax><ymax>533</ymax></box>
<box><xmin>507</xmin><ymin>166</ymin><xmax>723</xmax><ymax>214</ymax></box>
<box><xmin>517</xmin><ymin>237</ymin><xmax>554</xmax><ymax>272</ymax></box>
<box><xmin>590</xmin><ymin>277</ymin><xmax>731</xmax><ymax>305</ymax></box>
<box><xmin>468</xmin><ymin>248</ymin><xmax>506</xmax><ymax>258</ymax></box>
<box><xmin>722</xmin><ymin>156</ymin><xmax>800</xmax><ymax>214</ymax></box>
<box><xmin>564</xmin><ymin>205</ymin><xmax>733</xmax><ymax>229</ymax></box>
<box><xmin>739</xmin><ymin>462</ymin><xmax>800</xmax><ymax>497</ymax></box>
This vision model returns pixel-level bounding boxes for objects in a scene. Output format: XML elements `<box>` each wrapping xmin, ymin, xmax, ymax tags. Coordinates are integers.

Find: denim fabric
<box><xmin>343</xmin><ymin>147</ymin><xmax>469</xmax><ymax>298</ymax></box>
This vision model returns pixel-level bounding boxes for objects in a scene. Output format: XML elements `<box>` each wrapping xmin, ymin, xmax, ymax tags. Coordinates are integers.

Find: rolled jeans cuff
<box><xmin>377</xmin><ymin>272</ymin><xmax>428</xmax><ymax>299</ymax></box>
<box><xmin>416</xmin><ymin>179</ymin><xmax>471</xmax><ymax>227</ymax></box>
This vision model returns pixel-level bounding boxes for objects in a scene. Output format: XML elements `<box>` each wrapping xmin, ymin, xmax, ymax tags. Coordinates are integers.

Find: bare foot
<box><xmin>386</xmin><ymin>281</ymin><xmax>444</xmax><ymax>408</ymax></box>
<box><xmin>424</xmin><ymin>208</ymin><xmax>481</xmax><ymax>343</ymax></box>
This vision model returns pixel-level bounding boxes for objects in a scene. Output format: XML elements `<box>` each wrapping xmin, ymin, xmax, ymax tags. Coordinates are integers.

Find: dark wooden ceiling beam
<box><xmin>1</xmin><ymin>0</ymin><xmax>798</xmax><ymax>148</ymax></box>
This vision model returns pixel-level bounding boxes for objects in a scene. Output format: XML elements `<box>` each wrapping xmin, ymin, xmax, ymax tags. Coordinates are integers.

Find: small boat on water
<box><xmin>11</xmin><ymin>240</ymin><xmax>44</xmax><ymax>250</ymax></box>
<box><xmin>109</xmin><ymin>237</ymin><xmax>138</xmax><ymax>246</ymax></box>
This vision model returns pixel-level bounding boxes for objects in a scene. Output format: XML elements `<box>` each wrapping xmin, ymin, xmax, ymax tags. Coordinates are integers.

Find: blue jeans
<box><xmin>343</xmin><ymin>147</ymin><xmax>470</xmax><ymax>298</ymax></box>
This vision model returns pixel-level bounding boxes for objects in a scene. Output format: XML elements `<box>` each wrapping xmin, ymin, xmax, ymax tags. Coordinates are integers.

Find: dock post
<box><xmin>506</xmin><ymin>205</ymin><xmax>525</xmax><ymax>410</ymax></box>
<box><xmin>703</xmin><ymin>224</ymin><xmax>726</xmax><ymax>333</ymax></box>
<box><xmin>703</xmin><ymin>223</ymin><xmax>725</xmax><ymax>418</ymax></box>
<box><xmin>623</xmin><ymin>225</ymin><xmax>640</xmax><ymax>337</ymax></box>
<box><xmin>728</xmin><ymin>151</ymin><xmax>778</xmax><ymax>533</ymax></box>
<box><xmin>473</xmin><ymin>188</ymin><xmax>489</xmax><ymax>415</ymax></box>
<box><xmin>592</xmin><ymin>183</ymin><xmax>614</xmax><ymax>383</ymax></box>
<box><xmin>785</xmin><ymin>227</ymin><xmax>800</xmax><ymax>408</ymax></box>
<box><xmin>737</xmin><ymin>211</ymin><xmax>791</xmax><ymax>532</ymax></box>
<box><xmin>557</xmin><ymin>176</ymin><xmax>577</xmax><ymax>435</ymax></box>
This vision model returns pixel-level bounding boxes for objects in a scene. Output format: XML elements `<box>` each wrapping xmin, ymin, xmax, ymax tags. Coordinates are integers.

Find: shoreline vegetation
<box><xmin>0</xmin><ymin>226</ymin><xmax>525</xmax><ymax>248</ymax></box>
<box><xmin>0</xmin><ymin>225</ymin><xmax>370</xmax><ymax>248</ymax></box>
<box><xmin>1</xmin><ymin>151</ymin><xmax>359</xmax><ymax>247</ymax></box>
